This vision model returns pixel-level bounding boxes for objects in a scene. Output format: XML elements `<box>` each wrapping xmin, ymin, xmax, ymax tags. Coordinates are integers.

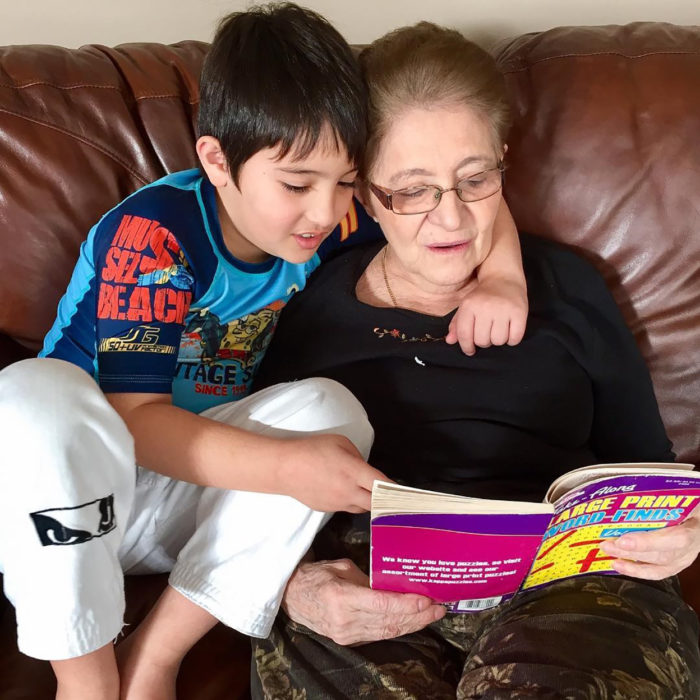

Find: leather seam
<box><xmin>500</xmin><ymin>49</ymin><xmax>700</xmax><ymax>73</ymax></box>
<box><xmin>0</xmin><ymin>106</ymin><xmax>150</xmax><ymax>185</ymax></box>
<box><xmin>0</xmin><ymin>83</ymin><xmax>199</xmax><ymax>104</ymax></box>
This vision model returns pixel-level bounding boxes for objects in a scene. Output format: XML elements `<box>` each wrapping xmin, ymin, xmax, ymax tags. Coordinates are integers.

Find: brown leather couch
<box><xmin>1</xmin><ymin>21</ymin><xmax>699</xmax><ymax>699</ymax></box>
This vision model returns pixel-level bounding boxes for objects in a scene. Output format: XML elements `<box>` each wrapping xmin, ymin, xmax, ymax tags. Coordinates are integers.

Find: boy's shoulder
<box><xmin>90</xmin><ymin>169</ymin><xmax>217</xmax><ymax>258</ymax></box>
<box><xmin>99</xmin><ymin>169</ymin><xmax>205</xmax><ymax>226</ymax></box>
<box><xmin>318</xmin><ymin>197</ymin><xmax>383</xmax><ymax>261</ymax></box>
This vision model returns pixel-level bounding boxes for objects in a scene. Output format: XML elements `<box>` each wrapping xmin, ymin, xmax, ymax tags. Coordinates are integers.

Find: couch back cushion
<box><xmin>494</xmin><ymin>23</ymin><xmax>700</xmax><ymax>465</ymax></box>
<box><xmin>0</xmin><ymin>24</ymin><xmax>697</xmax><ymax>463</ymax></box>
<box><xmin>0</xmin><ymin>41</ymin><xmax>206</xmax><ymax>352</ymax></box>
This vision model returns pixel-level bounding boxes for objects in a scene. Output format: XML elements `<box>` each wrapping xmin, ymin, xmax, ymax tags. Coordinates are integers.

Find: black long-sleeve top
<box><xmin>255</xmin><ymin>234</ymin><xmax>674</xmax><ymax>502</ymax></box>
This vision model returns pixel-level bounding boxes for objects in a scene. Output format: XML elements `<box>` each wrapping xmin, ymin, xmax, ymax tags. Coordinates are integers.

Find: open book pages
<box><xmin>545</xmin><ymin>462</ymin><xmax>694</xmax><ymax>503</ymax></box>
<box><xmin>371</xmin><ymin>480</ymin><xmax>554</xmax><ymax>519</ymax></box>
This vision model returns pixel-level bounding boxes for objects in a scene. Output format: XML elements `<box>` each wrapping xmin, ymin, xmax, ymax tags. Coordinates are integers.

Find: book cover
<box><xmin>522</xmin><ymin>473</ymin><xmax>700</xmax><ymax>590</ymax></box>
<box><xmin>371</xmin><ymin>511</ymin><xmax>552</xmax><ymax>611</ymax></box>
<box><xmin>369</xmin><ymin>464</ymin><xmax>700</xmax><ymax>612</ymax></box>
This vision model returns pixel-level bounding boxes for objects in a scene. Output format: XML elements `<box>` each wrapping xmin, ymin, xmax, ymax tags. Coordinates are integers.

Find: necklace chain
<box><xmin>381</xmin><ymin>245</ymin><xmax>398</xmax><ymax>307</ymax></box>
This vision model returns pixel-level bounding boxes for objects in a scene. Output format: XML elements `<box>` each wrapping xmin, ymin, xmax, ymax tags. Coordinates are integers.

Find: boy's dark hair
<box><xmin>198</xmin><ymin>2</ymin><xmax>367</xmax><ymax>184</ymax></box>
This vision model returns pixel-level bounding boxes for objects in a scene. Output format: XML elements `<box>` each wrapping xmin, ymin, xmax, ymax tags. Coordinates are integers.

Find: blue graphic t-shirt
<box><xmin>40</xmin><ymin>169</ymin><xmax>379</xmax><ymax>413</ymax></box>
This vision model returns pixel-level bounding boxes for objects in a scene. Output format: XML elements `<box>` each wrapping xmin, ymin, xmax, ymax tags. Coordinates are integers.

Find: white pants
<box><xmin>0</xmin><ymin>358</ymin><xmax>373</xmax><ymax>660</ymax></box>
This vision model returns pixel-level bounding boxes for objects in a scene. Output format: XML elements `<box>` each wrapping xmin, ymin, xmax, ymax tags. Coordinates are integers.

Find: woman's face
<box><xmin>367</xmin><ymin>104</ymin><xmax>503</xmax><ymax>293</ymax></box>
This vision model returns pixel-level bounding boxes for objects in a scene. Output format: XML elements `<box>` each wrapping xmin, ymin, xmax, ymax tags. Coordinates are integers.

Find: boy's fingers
<box><xmin>490</xmin><ymin>318</ymin><xmax>510</xmax><ymax>346</ymax></box>
<box><xmin>352</xmin><ymin>487</ymin><xmax>371</xmax><ymax>512</ymax></box>
<box><xmin>472</xmin><ymin>317</ymin><xmax>493</xmax><ymax>349</ymax></box>
<box><xmin>456</xmin><ymin>313</ymin><xmax>476</xmax><ymax>355</ymax></box>
<box><xmin>508</xmin><ymin>315</ymin><xmax>527</xmax><ymax>345</ymax></box>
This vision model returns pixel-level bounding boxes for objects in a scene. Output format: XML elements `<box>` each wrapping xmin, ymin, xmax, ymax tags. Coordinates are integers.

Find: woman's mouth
<box><xmin>426</xmin><ymin>240</ymin><xmax>472</xmax><ymax>253</ymax></box>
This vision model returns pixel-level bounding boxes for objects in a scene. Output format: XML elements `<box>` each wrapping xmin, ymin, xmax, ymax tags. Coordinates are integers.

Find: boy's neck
<box><xmin>215</xmin><ymin>192</ymin><xmax>272</xmax><ymax>265</ymax></box>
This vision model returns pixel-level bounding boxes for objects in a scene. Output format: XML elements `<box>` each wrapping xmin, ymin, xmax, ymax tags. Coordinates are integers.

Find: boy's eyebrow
<box><xmin>387</xmin><ymin>155</ymin><xmax>491</xmax><ymax>186</ymax></box>
<box><xmin>276</xmin><ymin>166</ymin><xmax>359</xmax><ymax>177</ymax></box>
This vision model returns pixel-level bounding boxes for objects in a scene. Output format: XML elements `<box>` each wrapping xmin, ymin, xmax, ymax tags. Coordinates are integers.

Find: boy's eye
<box><xmin>282</xmin><ymin>182</ymin><xmax>310</xmax><ymax>193</ymax></box>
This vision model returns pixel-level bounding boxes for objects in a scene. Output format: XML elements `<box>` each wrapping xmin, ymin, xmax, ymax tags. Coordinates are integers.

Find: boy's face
<box><xmin>203</xmin><ymin>128</ymin><xmax>358</xmax><ymax>264</ymax></box>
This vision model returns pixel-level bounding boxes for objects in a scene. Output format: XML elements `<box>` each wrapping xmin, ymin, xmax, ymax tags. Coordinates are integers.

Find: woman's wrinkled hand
<box><xmin>281</xmin><ymin>558</ymin><xmax>445</xmax><ymax>646</ymax></box>
<box><xmin>446</xmin><ymin>276</ymin><xmax>528</xmax><ymax>356</ymax></box>
<box><xmin>599</xmin><ymin>515</ymin><xmax>700</xmax><ymax>579</ymax></box>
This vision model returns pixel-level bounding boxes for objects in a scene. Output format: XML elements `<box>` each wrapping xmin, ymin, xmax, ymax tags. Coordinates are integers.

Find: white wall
<box><xmin>2</xmin><ymin>0</ymin><xmax>698</xmax><ymax>48</ymax></box>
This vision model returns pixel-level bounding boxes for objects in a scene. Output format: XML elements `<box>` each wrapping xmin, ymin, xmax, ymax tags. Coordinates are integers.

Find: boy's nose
<box><xmin>307</xmin><ymin>192</ymin><xmax>339</xmax><ymax>231</ymax></box>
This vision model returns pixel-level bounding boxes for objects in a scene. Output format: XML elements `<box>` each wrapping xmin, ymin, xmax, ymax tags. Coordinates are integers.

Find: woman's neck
<box><xmin>356</xmin><ymin>244</ymin><xmax>478</xmax><ymax>317</ymax></box>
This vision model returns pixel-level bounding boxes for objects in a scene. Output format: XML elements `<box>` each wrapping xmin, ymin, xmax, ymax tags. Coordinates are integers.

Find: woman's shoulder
<box><xmin>520</xmin><ymin>232</ymin><xmax>611</xmax><ymax>302</ymax></box>
<box><xmin>309</xmin><ymin>239</ymin><xmax>384</xmax><ymax>289</ymax></box>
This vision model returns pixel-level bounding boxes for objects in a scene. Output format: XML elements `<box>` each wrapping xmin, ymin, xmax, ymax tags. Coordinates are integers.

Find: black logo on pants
<box><xmin>30</xmin><ymin>495</ymin><xmax>116</xmax><ymax>546</ymax></box>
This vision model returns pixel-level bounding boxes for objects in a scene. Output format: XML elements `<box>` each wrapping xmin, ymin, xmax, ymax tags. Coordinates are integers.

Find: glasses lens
<box><xmin>392</xmin><ymin>187</ymin><xmax>441</xmax><ymax>214</ymax></box>
<box><xmin>456</xmin><ymin>168</ymin><xmax>502</xmax><ymax>203</ymax></box>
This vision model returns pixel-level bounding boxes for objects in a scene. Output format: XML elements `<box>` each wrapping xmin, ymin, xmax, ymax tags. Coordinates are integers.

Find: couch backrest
<box><xmin>0</xmin><ymin>41</ymin><xmax>207</xmax><ymax>357</ymax></box>
<box><xmin>0</xmin><ymin>23</ymin><xmax>698</xmax><ymax>464</ymax></box>
<box><xmin>494</xmin><ymin>23</ymin><xmax>700</xmax><ymax>465</ymax></box>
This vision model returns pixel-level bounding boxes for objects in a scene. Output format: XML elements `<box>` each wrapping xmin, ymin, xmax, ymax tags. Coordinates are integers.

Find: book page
<box><xmin>545</xmin><ymin>462</ymin><xmax>694</xmax><ymax>504</ymax></box>
<box><xmin>371</xmin><ymin>480</ymin><xmax>553</xmax><ymax>519</ymax></box>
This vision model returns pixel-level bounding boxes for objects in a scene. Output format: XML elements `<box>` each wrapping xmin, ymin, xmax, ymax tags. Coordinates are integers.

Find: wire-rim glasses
<box><xmin>369</xmin><ymin>161</ymin><xmax>505</xmax><ymax>215</ymax></box>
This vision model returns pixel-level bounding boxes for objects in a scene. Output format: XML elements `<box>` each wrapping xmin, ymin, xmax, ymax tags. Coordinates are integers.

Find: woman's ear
<box><xmin>196</xmin><ymin>136</ymin><xmax>229</xmax><ymax>187</ymax></box>
<box><xmin>355</xmin><ymin>182</ymin><xmax>379</xmax><ymax>222</ymax></box>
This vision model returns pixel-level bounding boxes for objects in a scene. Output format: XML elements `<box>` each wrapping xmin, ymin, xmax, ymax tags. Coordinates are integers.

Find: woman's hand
<box><xmin>599</xmin><ymin>515</ymin><xmax>700</xmax><ymax>579</ymax></box>
<box><xmin>281</xmin><ymin>558</ymin><xmax>445</xmax><ymax>645</ymax></box>
<box><xmin>446</xmin><ymin>276</ymin><xmax>528</xmax><ymax>355</ymax></box>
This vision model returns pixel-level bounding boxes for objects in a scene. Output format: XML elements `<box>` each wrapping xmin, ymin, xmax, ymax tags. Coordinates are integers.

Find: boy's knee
<box><xmin>294</xmin><ymin>377</ymin><xmax>374</xmax><ymax>457</ymax></box>
<box><xmin>296</xmin><ymin>377</ymin><xmax>366</xmax><ymax>417</ymax></box>
<box><xmin>0</xmin><ymin>358</ymin><xmax>99</xmax><ymax>422</ymax></box>
<box><xmin>1</xmin><ymin>357</ymin><xmax>97</xmax><ymax>403</ymax></box>
<box><xmin>0</xmin><ymin>358</ymin><xmax>133</xmax><ymax>466</ymax></box>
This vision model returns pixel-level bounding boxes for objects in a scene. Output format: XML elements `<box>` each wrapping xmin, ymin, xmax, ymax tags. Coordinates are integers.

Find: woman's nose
<box><xmin>427</xmin><ymin>189</ymin><xmax>469</xmax><ymax>231</ymax></box>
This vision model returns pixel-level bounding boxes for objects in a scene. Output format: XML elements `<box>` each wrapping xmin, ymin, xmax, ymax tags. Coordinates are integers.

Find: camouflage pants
<box><xmin>251</xmin><ymin>514</ymin><xmax>700</xmax><ymax>699</ymax></box>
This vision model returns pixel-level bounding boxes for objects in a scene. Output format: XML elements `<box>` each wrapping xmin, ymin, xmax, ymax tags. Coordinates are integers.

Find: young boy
<box><xmin>0</xmin><ymin>4</ymin><xmax>526</xmax><ymax>699</ymax></box>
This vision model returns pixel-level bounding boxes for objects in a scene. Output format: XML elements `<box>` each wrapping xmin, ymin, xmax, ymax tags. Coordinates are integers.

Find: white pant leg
<box><xmin>168</xmin><ymin>378</ymin><xmax>373</xmax><ymax>638</ymax></box>
<box><xmin>0</xmin><ymin>358</ymin><xmax>136</xmax><ymax>660</ymax></box>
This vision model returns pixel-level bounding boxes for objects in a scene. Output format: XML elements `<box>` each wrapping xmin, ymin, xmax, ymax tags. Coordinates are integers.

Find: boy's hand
<box><xmin>446</xmin><ymin>276</ymin><xmax>528</xmax><ymax>356</ymax></box>
<box><xmin>279</xmin><ymin>433</ymin><xmax>388</xmax><ymax>513</ymax></box>
<box><xmin>599</xmin><ymin>514</ymin><xmax>700</xmax><ymax>580</ymax></box>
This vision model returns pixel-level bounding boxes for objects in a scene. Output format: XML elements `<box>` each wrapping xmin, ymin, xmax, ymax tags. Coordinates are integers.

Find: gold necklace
<box><xmin>381</xmin><ymin>245</ymin><xmax>398</xmax><ymax>307</ymax></box>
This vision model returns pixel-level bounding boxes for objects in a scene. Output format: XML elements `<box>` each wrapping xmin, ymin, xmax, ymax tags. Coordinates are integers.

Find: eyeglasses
<box><xmin>369</xmin><ymin>161</ymin><xmax>505</xmax><ymax>215</ymax></box>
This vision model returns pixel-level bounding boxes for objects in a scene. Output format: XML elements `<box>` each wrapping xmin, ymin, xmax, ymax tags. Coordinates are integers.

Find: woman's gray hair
<box><xmin>358</xmin><ymin>22</ymin><xmax>511</xmax><ymax>178</ymax></box>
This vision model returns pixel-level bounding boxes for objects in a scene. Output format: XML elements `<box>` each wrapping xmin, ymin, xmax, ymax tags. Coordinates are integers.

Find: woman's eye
<box><xmin>282</xmin><ymin>183</ymin><xmax>310</xmax><ymax>193</ymax></box>
<box><xmin>398</xmin><ymin>187</ymin><xmax>429</xmax><ymax>199</ymax></box>
<box><xmin>338</xmin><ymin>180</ymin><xmax>356</xmax><ymax>189</ymax></box>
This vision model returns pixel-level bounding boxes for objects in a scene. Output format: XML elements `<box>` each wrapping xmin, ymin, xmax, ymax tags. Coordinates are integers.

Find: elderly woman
<box><xmin>251</xmin><ymin>22</ymin><xmax>700</xmax><ymax>699</ymax></box>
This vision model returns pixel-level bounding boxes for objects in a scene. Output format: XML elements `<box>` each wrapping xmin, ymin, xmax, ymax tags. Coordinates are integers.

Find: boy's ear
<box><xmin>196</xmin><ymin>136</ymin><xmax>229</xmax><ymax>187</ymax></box>
<box><xmin>354</xmin><ymin>182</ymin><xmax>379</xmax><ymax>222</ymax></box>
